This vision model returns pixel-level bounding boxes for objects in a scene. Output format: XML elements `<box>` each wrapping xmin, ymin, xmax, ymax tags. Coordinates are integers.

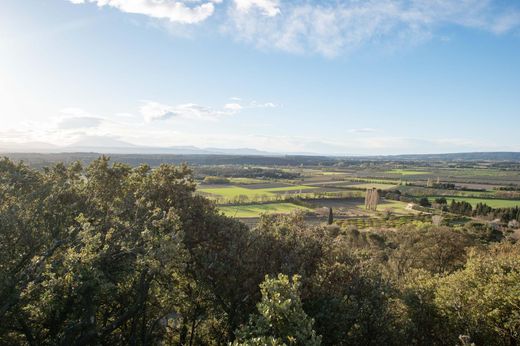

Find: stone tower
<box><xmin>365</xmin><ymin>188</ymin><xmax>379</xmax><ymax>211</ymax></box>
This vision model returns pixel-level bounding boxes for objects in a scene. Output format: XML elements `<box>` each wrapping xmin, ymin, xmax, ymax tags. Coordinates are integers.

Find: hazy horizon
<box><xmin>1</xmin><ymin>0</ymin><xmax>520</xmax><ymax>155</ymax></box>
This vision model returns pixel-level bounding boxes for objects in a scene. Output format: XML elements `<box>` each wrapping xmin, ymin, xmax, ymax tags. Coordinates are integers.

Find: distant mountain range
<box><xmin>1</xmin><ymin>139</ymin><xmax>520</xmax><ymax>161</ymax></box>
<box><xmin>0</xmin><ymin>138</ymin><xmax>281</xmax><ymax>156</ymax></box>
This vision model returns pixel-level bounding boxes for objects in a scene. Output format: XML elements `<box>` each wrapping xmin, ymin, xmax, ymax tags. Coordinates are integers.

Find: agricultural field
<box><xmin>310</xmin><ymin>198</ymin><xmax>417</xmax><ymax>217</ymax></box>
<box><xmin>194</xmin><ymin>160</ymin><xmax>520</xmax><ymax>223</ymax></box>
<box><xmin>199</xmin><ymin>186</ymin><xmax>275</xmax><ymax>199</ymax></box>
<box><xmin>384</xmin><ymin>169</ymin><xmax>432</xmax><ymax>175</ymax></box>
<box><xmin>197</xmin><ymin>181</ymin><xmax>366</xmax><ymax>203</ymax></box>
<box><xmin>437</xmin><ymin>167</ymin><xmax>520</xmax><ymax>177</ymax></box>
<box><xmin>262</xmin><ymin>185</ymin><xmax>317</xmax><ymax>192</ymax></box>
<box><xmin>227</xmin><ymin>177</ymin><xmax>266</xmax><ymax>184</ymax></box>
<box><xmin>320</xmin><ymin>171</ymin><xmax>350</xmax><ymax>176</ymax></box>
<box><xmin>198</xmin><ymin>185</ymin><xmax>317</xmax><ymax>202</ymax></box>
<box><xmin>219</xmin><ymin>203</ymin><xmax>311</xmax><ymax>218</ymax></box>
<box><xmin>356</xmin><ymin>200</ymin><xmax>417</xmax><ymax>215</ymax></box>
<box><xmin>8</xmin><ymin>152</ymin><xmax>520</xmax><ymax>227</ymax></box>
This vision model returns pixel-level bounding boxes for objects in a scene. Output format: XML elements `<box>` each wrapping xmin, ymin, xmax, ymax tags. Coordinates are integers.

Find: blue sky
<box><xmin>1</xmin><ymin>0</ymin><xmax>520</xmax><ymax>155</ymax></box>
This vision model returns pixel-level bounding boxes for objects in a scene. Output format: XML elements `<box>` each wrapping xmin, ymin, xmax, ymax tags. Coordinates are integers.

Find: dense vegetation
<box><xmin>1</xmin><ymin>157</ymin><xmax>519</xmax><ymax>345</ymax></box>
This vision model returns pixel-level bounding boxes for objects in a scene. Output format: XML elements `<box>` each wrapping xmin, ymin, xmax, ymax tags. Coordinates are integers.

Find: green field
<box><xmin>228</xmin><ymin>177</ymin><xmax>266</xmax><ymax>184</ymax></box>
<box><xmin>321</xmin><ymin>171</ymin><xmax>348</xmax><ymax>176</ymax></box>
<box><xmin>429</xmin><ymin>196</ymin><xmax>520</xmax><ymax>208</ymax></box>
<box><xmin>438</xmin><ymin>168</ymin><xmax>520</xmax><ymax>177</ymax></box>
<box><xmin>385</xmin><ymin>169</ymin><xmax>431</xmax><ymax>175</ymax></box>
<box><xmin>199</xmin><ymin>186</ymin><xmax>274</xmax><ymax>199</ymax></box>
<box><xmin>199</xmin><ymin>185</ymin><xmax>315</xmax><ymax>199</ymax></box>
<box><xmin>263</xmin><ymin>185</ymin><xmax>316</xmax><ymax>192</ymax></box>
<box><xmin>356</xmin><ymin>200</ymin><xmax>415</xmax><ymax>214</ymax></box>
<box><xmin>219</xmin><ymin>203</ymin><xmax>311</xmax><ymax>218</ymax></box>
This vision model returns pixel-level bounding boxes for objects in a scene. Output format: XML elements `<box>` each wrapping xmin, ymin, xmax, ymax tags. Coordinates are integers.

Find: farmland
<box><xmin>384</xmin><ymin>169</ymin><xmax>431</xmax><ymax>175</ymax></box>
<box><xmin>219</xmin><ymin>203</ymin><xmax>311</xmax><ymax>218</ymax></box>
<box><xmin>7</xmin><ymin>152</ymin><xmax>520</xmax><ymax>228</ymax></box>
<box><xmin>24</xmin><ymin>153</ymin><xmax>505</xmax><ymax>223</ymax></box>
<box><xmin>199</xmin><ymin>186</ymin><xmax>275</xmax><ymax>199</ymax></box>
<box><xmin>191</xmin><ymin>158</ymin><xmax>520</xmax><ymax>226</ymax></box>
<box><xmin>198</xmin><ymin>185</ymin><xmax>318</xmax><ymax>202</ymax></box>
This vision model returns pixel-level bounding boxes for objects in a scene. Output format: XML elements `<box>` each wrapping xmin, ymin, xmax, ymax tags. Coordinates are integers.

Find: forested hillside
<box><xmin>1</xmin><ymin>157</ymin><xmax>519</xmax><ymax>345</ymax></box>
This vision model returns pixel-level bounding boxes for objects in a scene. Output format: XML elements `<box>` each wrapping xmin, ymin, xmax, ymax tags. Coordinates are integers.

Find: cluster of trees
<box><xmin>447</xmin><ymin>200</ymin><xmax>474</xmax><ymax>216</ymax></box>
<box><xmin>431</xmin><ymin>183</ymin><xmax>456</xmax><ymax>190</ymax></box>
<box><xmin>202</xmin><ymin>176</ymin><xmax>231</xmax><ymax>184</ymax></box>
<box><xmin>3</xmin><ymin>153</ymin><xmax>337</xmax><ymax>169</ymax></box>
<box><xmin>435</xmin><ymin>199</ymin><xmax>520</xmax><ymax>224</ymax></box>
<box><xmin>209</xmin><ymin>191</ymin><xmax>362</xmax><ymax>206</ymax></box>
<box><xmin>387</xmin><ymin>189</ymin><xmax>520</xmax><ymax>226</ymax></box>
<box><xmin>473</xmin><ymin>204</ymin><xmax>520</xmax><ymax>224</ymax></box>
<box><xmin>497</xmin><ymin>185</ymin><xmax>520</xmax><ymax>192</ymax></box>
<box><xmin>194</xmin><ymin>166</ymin><xmax>300</xmax><ymax>180</ymax></box>
<box><xmin>1</xmin><ymin>157</ymin><xmax>519</xmax><ymax>345</ymax></box>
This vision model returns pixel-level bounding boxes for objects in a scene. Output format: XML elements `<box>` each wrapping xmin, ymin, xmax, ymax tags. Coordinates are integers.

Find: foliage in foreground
<box><xmin>1</xmin><ymin>157</ymin><xmax>519</xmax><ymax>345</ymax></box>
<box><xmin>234</xmin><ymin>274</ymin><xmax>321</xmax><ymax>346</ymax></box>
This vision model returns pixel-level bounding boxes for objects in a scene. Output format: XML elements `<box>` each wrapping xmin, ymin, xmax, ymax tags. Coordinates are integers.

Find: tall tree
<box><xmin>234</xmin><ymin>274</ymin><xmax>321</xmax><ymax>346</ymax></box>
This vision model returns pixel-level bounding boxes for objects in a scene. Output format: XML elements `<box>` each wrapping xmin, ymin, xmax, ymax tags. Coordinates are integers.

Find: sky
<box><xmin>1</xmin><ymin>0</ymin><xmax>520</xmax><ymax>155</ymax></box>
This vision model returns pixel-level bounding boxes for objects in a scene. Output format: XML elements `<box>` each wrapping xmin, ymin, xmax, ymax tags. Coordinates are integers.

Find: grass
<box><xmin>219</xmin><ymin>203</ymin><xmax>311</xmax><ymax>218</ymax></box>
<box><xmin>321</xmin><ymin>171</ymin><xmax>348</xmax><ymax>175</ymax></box>
<box><xmin>264</xmin><ymin>185</ymin><xmax>316</xmax><ymax>192</ymax></box>
<box><xmin>198</xmin><ymin>185</ymin><xmax>318</xmax><ymax>203</ymax></box>
<box><xmin>199</xmin><ymin>186</ymin><xmax>275</xmax><ymax>199</ymax></box>
<box><xmin>385</xmin><ymin>169</ymin><xmax>431</xmax><ymax>175</ymax></box>
<box><xmin>428</xmin><ymin>196</ymin><xmax>520</xmax><ymax>208</ymax></box>
<box><xmin>199</xmin><ymin>185</ymin><xmax>315</xmax><ymax>198</ymax></box>
<box><xmin>228</xmin><ymin>177</ymin><xmax>266</xmax><ymax>184</ymax></box>
<box><xmin>438</xmin><ymin>168</ymin><xmax>520</xmax><ymax>177</ymax></box>
<box><xmin>355</xmin><ymin>200</ymin><xmax>416</xmax><ymax>215</ymax></box>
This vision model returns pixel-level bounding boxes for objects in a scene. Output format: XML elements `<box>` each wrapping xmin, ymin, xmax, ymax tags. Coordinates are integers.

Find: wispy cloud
<box><xmin>227</xmin><ymin>0</ymin><xmax>520</xmax><ymax>57</ymax></box>
<box><xmin>250</xmin><ymin>100</ymin><xmax>277</xmax><ymax>108</ymax></box>
<box><xmin>141</xmin><ymin>98</ymin><xmax>277</xmax><ymax>122</ymax></box>
<box><xmin>234</xmin><ymin>0</ymin><xmax>280</xmax><ymax>17</ymax></box>
<box><xmin>66</xmin><ymin>0</ymin><xmax>520</xmax><ymax>56</ymax></box>
<box><xmin>140</xmin><ymin>101</ymin><xmax>238</xmax><ymax>122</ymax></box>
<box><xmin>224</xmin><ymin>103</ymin><xmax>243</xmax><ymax>111</ymax></box>
<box><xmin>67</xmin><ymin>0</ymin><xmax>222</xmax><ymax>24</ymax></box>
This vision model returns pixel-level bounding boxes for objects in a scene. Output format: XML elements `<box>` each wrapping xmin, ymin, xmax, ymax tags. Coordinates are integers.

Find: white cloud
<box><xmin>67</xmin><ymin>0</ymin><xmax>220</xmax><ymax>24</ymax></box>
<box><xmin>140</xmin><ymin>101</ymin><xmax>234</xmax><ymax>122</ymax></box>
<box><xmin>224</xmin><ymin>103</ymin><xmax>243</xmax><ymax>111</ymax></box>
<box><xmin>66</xmin><ymin>0</ymin><xmax>520</xmax><ymax>56</ymax></box>
<box><xmin>252</xmin><ymin>101</ymin><xmax>276</xmax><ymax>108</ymax></box>
<box><xmin>227</xmin><ymin>0</ymin><xmax>520</xmax><ymax>57</ymax></box>
<box><xmin>141</xmin><ymin>98</ymin><xmax>277</xmax><ymax>122</ymax></box>
<box><xmin>140</xmin><ymin>101</ymin><xmax>177</xmax><ymax>122</ymax></box>
<box><xmin>234</xmin><ymin>0</ymin><xmax>280</xmax><ymax>17</ymax></box>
